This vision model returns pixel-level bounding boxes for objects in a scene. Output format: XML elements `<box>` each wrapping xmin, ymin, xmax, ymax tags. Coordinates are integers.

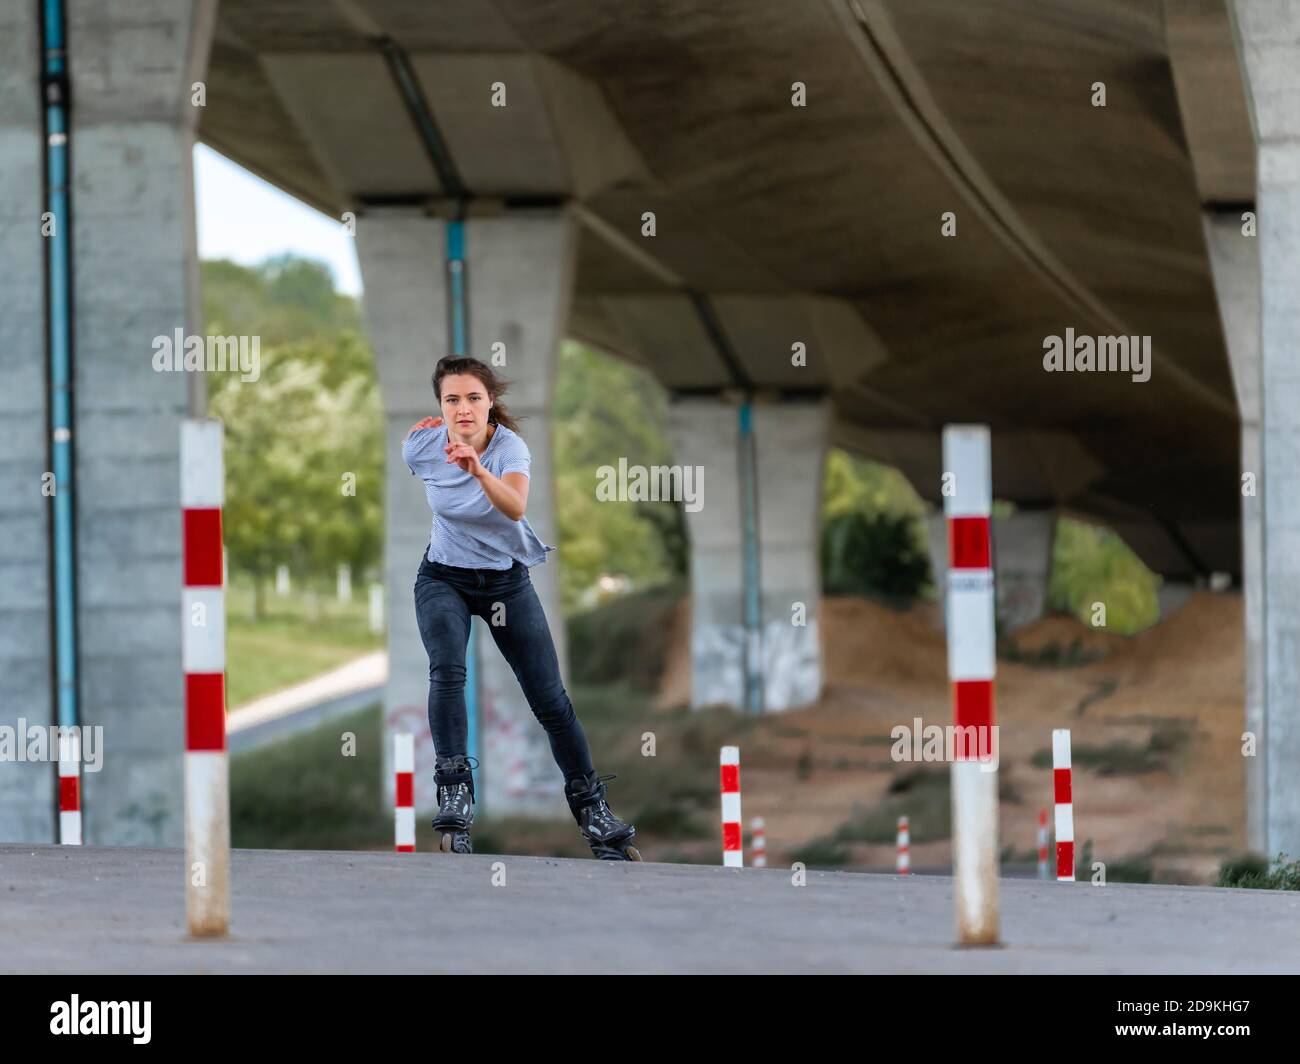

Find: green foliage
<box><xmin>820</xmin><ymin>450</ymin><xmax>932</xmax><ymax>602</ymax></box>
<box><xmin>1048</xmin><ymin>517</ymin><xmax>1159</xmax><ymax>634</ymax></box>
<box><xmin>203</xmin><ymin>258</ymin><xmax>383</xmax><ymax>604</ymax></box>
<box><xmin>1218</xmin><ymin>853</ymin><xmax>1300</xmax><ymax>890</ymax></box>
<box><xmin>552</xmin><ymin>341</ymin><xmax>687</xmax><ymax>611</ymax></box>
<box><xmin>568</xmin><ymin>581</ymin><xmax>686</xmax><ymax>690</ymax></box>
<box><xmin>822</xmin><ymin>511</ymin><xmax>931</xmax><ymax>601</ymax></box>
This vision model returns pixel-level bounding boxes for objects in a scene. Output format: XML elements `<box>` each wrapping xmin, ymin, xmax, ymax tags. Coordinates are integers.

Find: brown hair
<box><xmin>432</xmin><ymin>356</ymin><xmax>521</xmax><ymax>433</ymax></box>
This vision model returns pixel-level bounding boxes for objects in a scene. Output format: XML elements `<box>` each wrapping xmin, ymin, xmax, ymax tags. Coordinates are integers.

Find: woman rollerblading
<box><xmin>404</xmin><ymin>356</ymin><xmax>639</xmax><ymax>860</ymax></box>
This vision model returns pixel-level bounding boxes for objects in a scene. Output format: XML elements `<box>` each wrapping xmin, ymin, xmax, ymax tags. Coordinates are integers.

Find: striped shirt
<box><xmin>402</xmin><ymin>421</ymin><xmax>553</xmax><ymax>569</ymax></box>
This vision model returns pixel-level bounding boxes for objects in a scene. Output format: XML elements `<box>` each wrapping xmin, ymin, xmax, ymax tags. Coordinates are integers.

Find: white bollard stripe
<box><xmin>181</xmin><ymin>588</ymin><xmax>226</xmax><ymax>672</ymax></box>
<box><xmin>395</xmin><ymin>808</ymin><xmax>416</xmax><ymax>850</ymax></box>
<box><xmin>185</xmin><ymin>751</ymin><xmax>231</xmax><ymax>935</ymax></box>
<box><xmin>721</xmin><ymin>792</ymin><xmax>742</xmax><ymax>823</ymax></box>
<box><xmin>59</xmin><ymin>811</ymin><xmax>82</xmax><ymax>846</ymax></box>
<box><xmin>180</xmin><ymin>420</ymin><xmax>225</xmax><ymax>508</ymax></box>
<box><xmin>394</xmin><ymin>732</ymin><xmax>414</xmax><ymax>775</ymax></box>
<box><xmin>947</xmin><ymin>581</ymin><xmax>997</xmax><ymax>679</ymax></box>
<box><xmin>1055</xmin><ymin>804</ymin><xmax>1074</xmax><ymax>842</ymax></box>
<box><xmin>1052</xmin><ymin>728</ymin><xmax>1072</xmax><ymax>769</ymax></box>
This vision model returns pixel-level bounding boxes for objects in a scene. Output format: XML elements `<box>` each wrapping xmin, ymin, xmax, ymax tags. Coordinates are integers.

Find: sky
<box><xmin>194</xmin><ymin>144</ymin><xmax>362</xmax><ymax>296</ymax></box>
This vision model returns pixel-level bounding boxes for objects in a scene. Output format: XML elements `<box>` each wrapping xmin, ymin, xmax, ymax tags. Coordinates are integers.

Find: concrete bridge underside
<box><xmin>2</xmin><ymin>0</ymin><xmax>1296</xmax><ymax>859</ymax></box>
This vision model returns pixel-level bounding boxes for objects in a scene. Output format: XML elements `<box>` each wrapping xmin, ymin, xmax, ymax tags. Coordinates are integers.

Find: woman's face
<box><xmin>439</xmin><ymin>372</ymin><xmax>492</xmax><ymax>438</ymax></box>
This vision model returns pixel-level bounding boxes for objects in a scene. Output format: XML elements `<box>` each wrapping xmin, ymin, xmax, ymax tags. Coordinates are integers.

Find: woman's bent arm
<box><xmin>475</xmin><ymin>469</ymin><xmax>529</xmax><ymax>522</ymax></box>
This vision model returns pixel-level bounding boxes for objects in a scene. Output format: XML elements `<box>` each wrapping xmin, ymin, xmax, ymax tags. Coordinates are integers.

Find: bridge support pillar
<box><xmin>1232</xmin><ymin>0</ymin><xmax>1300</xmax><ymax>858</ymax></box>
<box><xmin>0</xmin><ymin>2</ymin><xmax>53</xmax><ymax>841</ymax></box>
<box><xmin>1</xmin><ymin>0</ymin><xmax>216</xmax><ymax>846</ymax></box>
<box><xmin>668</xmin><ymin>397</ymin><xmax>828</xmax><ymax>712</ymax></box>
<box><xmin>1203</xmin><ymin>207</ymin><xmax>1264</xmax><ymax>852</ymax></box>
<box><xmin>357</xmin><ymin>208</ymin><xmax>575</xmax><ymax>816</ymax></box>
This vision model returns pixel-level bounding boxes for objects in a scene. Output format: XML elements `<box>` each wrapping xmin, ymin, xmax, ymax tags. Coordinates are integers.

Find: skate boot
<box><xmin>565</xmin><ymin>772</ymin><xmax>641</xmax><ymax>861</ymax></box>
<box><xmin>432</xmin><ymin>754</ymin><xmax>477</xmax><ymax>854</ymax></box>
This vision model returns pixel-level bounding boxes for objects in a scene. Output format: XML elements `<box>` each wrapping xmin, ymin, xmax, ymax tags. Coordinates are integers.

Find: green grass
<box><xmin>231</xmin><ymin>702</ymin><xmax>389</xmax><ymax>850</ymax></box>
<box><xmin>225</xmin><ymin>575</ymin><xmax>383</xmax><ymax>707</ymax></box>
<box><xmin>998</xmin><ymin>635</ymin><xmax>1107</xmax><ymax>669</ymax></box>
<box><xmin>1218</xmin><ymin>853</ymin><xmax>1300</xmax><ymax>890</ymax></box>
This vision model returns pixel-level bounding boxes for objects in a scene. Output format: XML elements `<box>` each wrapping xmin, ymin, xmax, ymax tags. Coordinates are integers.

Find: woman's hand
<box><xmin>445</xmin><ymin>439</ymin><xmax>485</xmax><ymax>478</ymax></box>
<box><xmin>407</xmin><ymin>415</ymin><xmax>443</xmax><ymax>438</ymax></box>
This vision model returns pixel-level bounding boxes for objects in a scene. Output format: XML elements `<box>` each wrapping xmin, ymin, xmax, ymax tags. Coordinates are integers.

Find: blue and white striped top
<box><xmin>402</xmin><ymin>422</ymin><xmax>553</xmax><ymax>569</ymax></box>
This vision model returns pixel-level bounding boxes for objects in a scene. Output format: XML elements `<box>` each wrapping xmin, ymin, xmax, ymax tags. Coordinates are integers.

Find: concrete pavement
<box><xmin>3</xmin><ymin>844</ymin><xmax>1298</xmax><ymax>974</ymax></box>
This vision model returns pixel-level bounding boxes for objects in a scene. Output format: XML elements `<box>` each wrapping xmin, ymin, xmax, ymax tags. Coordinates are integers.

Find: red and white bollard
<box><xmin>720</xmin><ymin>746</ymin><xmax>742</xmax><ymax>867</ymax></box>
<box><xmin>896</xmin><ymin>815</ymin><xmax>910</xmax><ymax>874</ymax></box>
<box><xmin>58</xmin><ymin>730</ymin><xmax>81</xmax><ymax>846</ymax></box>
<box><xmin>394</xmin><ymin>732</ymin><xmax>415</xmax><ymax>853</ymax></box>
<box><xmin>181</xmin><ymin>418</ymin><xmax>230</xmax><ymax>937</ymax></box>
<box><xmin>943</xmin><ymin>425</ymin><xmax>999</xmax><ymax>944</ymax></box>
<box><xmin>1037</xmin><ymin>807</ymin><xmax>1049</xmax><ymax>879</ymax></box>
<box><xmin>751</xmin><ymin>816</ymin><xmax>766</xmax><ymax>867</ymax></box>
<box><xmin>1053</xmin><ymin>729</ymin><xmax>1075</xmax><ymax>882</ymax></box>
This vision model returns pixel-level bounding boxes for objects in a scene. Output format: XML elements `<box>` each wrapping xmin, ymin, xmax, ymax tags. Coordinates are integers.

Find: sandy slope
<box><xmin>658</xmin><ymin>592</ymin><xmax>1247</xmax><ymax>882</ymax></box>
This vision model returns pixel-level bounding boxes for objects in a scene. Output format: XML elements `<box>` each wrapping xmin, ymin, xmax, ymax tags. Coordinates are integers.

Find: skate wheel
<box><xmin>624</xmin><ymin>845</ymin><xmax>642</xmax><ymax>862</ymax></box>
<box><xmin>439</xmin><ymin>832</ymin><xmax>454</xmax><ymax>853</ymax></box>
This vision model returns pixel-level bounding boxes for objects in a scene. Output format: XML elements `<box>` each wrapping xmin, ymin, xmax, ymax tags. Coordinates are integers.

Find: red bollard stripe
<box><xmin>59</xmin><ymin>776</ymin><xmax>79</xmax><ymax>812</ymax></box>
<box><xmin>1053</xmin><ymin>768</ymin><xmax>1072</xmax><ymax>805</ymax></box>
<box><xmin>183</xmin><ymin>508</ymin><xmax>225</xmax><ymax>587</ymax></box>
<box><xmin>1056</xmin><ymin>840</ymin><xmax>1074</xmax><ymax>879</ymax></box>
<box><xmin>395</xmin><ymin>773</ymin><xmax>414</xmax><ymax>807</ymax></box>
<box><xmin>720</xmin><ymin>764</ymin><xmax>740</xmax><ymax>793</ymax></box>
<box><xmin>185</xmin><ymin>673</ymin><xmax>227</xmax><ymax>751</ymax></box>
<box><xmin>948</xmin><ymin>515</ymin><xmax>991</xmax><ymax>569</ymax></box>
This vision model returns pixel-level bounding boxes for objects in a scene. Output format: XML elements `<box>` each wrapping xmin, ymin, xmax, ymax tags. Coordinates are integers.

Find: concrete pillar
<box><xmin>0</xmin><ymin>4</ymin><xmax>53</xmax><ymax>842</ymax></box>
<box><xmin>357</xmin><ymin>208</ymin><xmax>575</xmax><ymax>816</ymax></box>
<box><xmin>70</xmin><ymin>0</ymin><xmax>214</xmax><ymax>845</ymax></box>
<box><xmin>994</xmin><ymin>508</ymin><xmax>1057</xmax><ymax>632</ymax></box>
<box><xmin>928</xmin><ymin>509</ymin><xmax>1056</xmax><ymax>633</ymax></box>
<box><xmin>667</xmin><ymin>398</ymin><xmax>744</xmax><ymax>709</ymax></box>
<box><xmin>668</xmin><ymin>397</ymin><xmax>828</xmax><ymax>712</ymax></box>
<box><xmin>1232</xmin><ymin>0</ymin><xmax>1300</xmax><ymax>857</ymax></box>
<box><xmin>1202</xmin><ymin>208</ymin><xmax>1264</xmax><ymax>851</ymax></box>
<box><xmin>754</xmin><ymin>401</ymin><xmax>829</xmax><ymax>709</ymax></box>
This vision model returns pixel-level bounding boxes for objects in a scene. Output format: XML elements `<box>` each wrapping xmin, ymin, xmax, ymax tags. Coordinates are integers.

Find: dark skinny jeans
<box><xmin>413</xmin><ymin>552</ymin><xmax>595</xmax><ymax>785</ymax></box>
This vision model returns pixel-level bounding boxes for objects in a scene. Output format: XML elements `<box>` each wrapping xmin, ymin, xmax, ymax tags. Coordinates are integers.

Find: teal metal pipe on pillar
<box><xmin>41</xmin><ymin>2</ymin><xmax>81</xmax><ymax>773</ymax></box>
<box><xmin>445</xmin><ymin>218</ymin><xmax>479</xmax><ymax>771</ymax></box>
<box><xmin>738</xmin><ymin>401</ymin><xmax>763</xmax><ymax>713</ymax></box>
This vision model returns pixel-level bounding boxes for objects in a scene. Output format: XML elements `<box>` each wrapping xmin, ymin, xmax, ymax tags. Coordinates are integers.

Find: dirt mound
<box><xmin>655</xmin><ymin>591</ymin><xmax>1246</xmax><ymax>882</ymax></box>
